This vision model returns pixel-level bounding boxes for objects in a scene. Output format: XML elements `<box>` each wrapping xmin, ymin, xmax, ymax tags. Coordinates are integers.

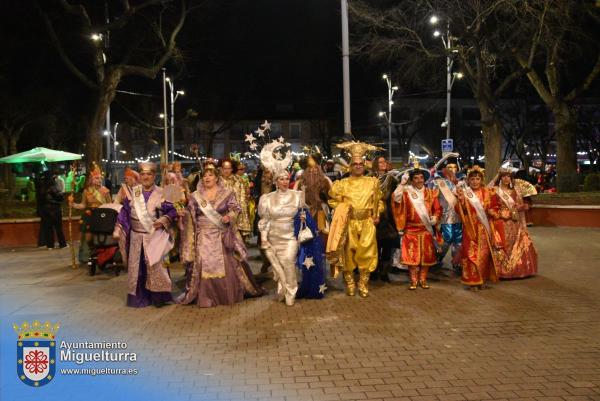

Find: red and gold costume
<box><xmin>392</xmin><ymin>183</ymin><xmax>441</xmax><ymax>289</ymax></box>
<box><xmin>491</xmin><ymin>177</ymin><xmax>538</xmax><ymax>279</ymax></box>
<box><xmin>393</xmin><ymin>187</ymin><xmax>441</xmax><ymax>265</ymax></box>
<box><xmin>455</xmin><ymin>185</ymin><xmax>501</xmax><ymax>287</ymax></box>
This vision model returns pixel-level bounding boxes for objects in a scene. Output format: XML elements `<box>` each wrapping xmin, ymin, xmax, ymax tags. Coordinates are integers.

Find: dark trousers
<box><xmin>377</xmin><ymin>238</ymin><xmax>395</xmax><ymax>265</ymax></box>
<box><xmin>40</xmin><ymin>204</ymin><xmax>66</xmax><ymax>248</ymax></box>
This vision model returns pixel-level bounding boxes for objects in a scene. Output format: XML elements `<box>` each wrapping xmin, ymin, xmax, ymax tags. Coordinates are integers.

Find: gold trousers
<box><xmin>342</xmin><ymin>218</ymin><xmax>378</xmax><ymax>273</ymax></box>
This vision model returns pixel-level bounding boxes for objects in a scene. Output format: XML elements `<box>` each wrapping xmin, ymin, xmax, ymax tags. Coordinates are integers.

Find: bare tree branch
<box><xmin>565</xmin><ymin>54</ymin><xmax>600</xmax><ymax>102</ymax></box>
<box><xmin>119</xmin><ymin>0</ymin><xmax>186</xmax><ymax>78</ymax></box>
<box><xmin>36</xmin><ymin>1</ymin><xmax>98</xmax><ymax>89</ymax></box>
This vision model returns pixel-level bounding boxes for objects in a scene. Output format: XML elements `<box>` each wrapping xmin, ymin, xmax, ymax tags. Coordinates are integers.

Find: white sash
<box><xmin>121</xmin><ymin>183</ymin><xmax>133</xmax><ymax>201</ymax></box>
<box><xmin>496</xmin><ymin>186</ymin><xmax>516</xmax><ymax>209</ymax></box>
<box><xmin>436</xmin><ymin>179</ymin><xmax>457</xmax><ymax>209</ymax></box>
<box><xmin>406</xmin><ymin>186</ymin><xmax>436</xmax><ymax>241</ymax></box>
<box><xmin>132</xmin><ymin>185</ymin><xmax>156</xmax><ymax>234</ymax></box>
<box><xmin>464</xmin><ymin>186</ymin><xmax>492</xmax><ymax>236</ymax></box>
<box><xmin>193</xmin><ymin>191</ymin><xmax>225</xmax><ymax>230</ymax></box>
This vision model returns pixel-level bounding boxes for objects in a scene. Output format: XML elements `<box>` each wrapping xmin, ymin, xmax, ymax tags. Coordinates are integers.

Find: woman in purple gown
<box><xmin>177</xmin><ymin>163</ymin><xmax>262</xmax><ymax>307</ymax></box>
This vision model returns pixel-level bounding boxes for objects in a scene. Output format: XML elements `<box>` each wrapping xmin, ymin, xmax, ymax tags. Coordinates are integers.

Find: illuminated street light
<box><xmin>430</xmin><ymin>14</ymin><xmax>459</xmax><ymax>142</ymax></box>
<box><xmin>381</xmin><ymin>74</ymin><xmax>397</xmax><ymax>160</ymax></box>
<box><xmin>91</xmin><ymin>33</ymin><xmax>103</xmax><ymax>41</ymax></box>
<box><xmin>166</xmin><ymin>78</ymin><xmax>185</xmax><ymax>162</ymax></box>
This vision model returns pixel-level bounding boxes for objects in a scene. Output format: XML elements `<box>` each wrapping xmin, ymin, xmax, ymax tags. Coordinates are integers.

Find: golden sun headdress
<box><xmin>336</xmin><ymin>140</ymin><xmax>384</xmax><ymax>163</ymax></box>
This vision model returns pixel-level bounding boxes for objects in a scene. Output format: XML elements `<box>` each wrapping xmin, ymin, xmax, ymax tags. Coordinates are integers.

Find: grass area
<box><xmin>532</xmin><ymin>192</ymin><xmax>600</xmax><ymax>205</ymax></box>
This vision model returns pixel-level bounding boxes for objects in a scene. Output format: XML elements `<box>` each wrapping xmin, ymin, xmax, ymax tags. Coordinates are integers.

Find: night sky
<box><xmin>2</xmin><ymin>0</ymin><xmax>403</xmax><ymax>152</ymax></box>
<box><xmin>4</xmin><ymin>1</ymin><xmax>595</xmax><ymax>155</ymax></box>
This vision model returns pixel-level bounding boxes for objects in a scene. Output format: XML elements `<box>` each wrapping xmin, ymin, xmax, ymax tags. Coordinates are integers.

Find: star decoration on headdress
<box><xmin>319</xmin><ymin>283</ymin><xmax>327</xmax><ymax>294</ymax></box>
<box><xmin>277</xmin><ymin>136</ymin><xmax>285</xmax><ymax>143</ymax></box>
<box><xmin>255</xmin><ymin>127</ymin><xmax>265</xmax><ymax>137</ymax></box>
<box><xmin>244</xmin><ymin>133</ymin><xmax>256</xmax><ymax>143</ymax></box>
<box><xmin>285</xmin><ymin>142</ymin><xmax>291</xmax><ymax>147</ymax></box>
<box><xmin>274</xmin><ymin>151</ymin><xmax>284</xmax><ymax>160</ymax></box>
<box><xmin>249</xmin><ymin>143</ymin><xmax>258</xmax><ymax>150</ymax></box>
<box><xmin>303</xmin><ymin>256</ymin><xmax>315</xmax><ymax>269</ymax></box>
<box><xmin>260</xmin><ymin>120</ymin><xmax>271</xmax><ymax>131</ymax></box>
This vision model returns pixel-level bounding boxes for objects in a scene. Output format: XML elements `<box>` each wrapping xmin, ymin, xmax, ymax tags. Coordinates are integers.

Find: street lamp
<box><xmin>381</xmin><ymin>74</ymin><xmax>398</xmax><ymax>161</ymax></box>
<box><xmin>165</xmin><ymin>77</ymin><xmax>185</xmax><ymax>163</ymax></box>
<box><xmin>103</xmin><ymin>122</ymin><xmax>120</xmax><ymax>182</ymax></box>
<box><xmin>430</xmin><ymin>14</ymin><xmax>460</xmax><ymax>141</ymax></box>
<box><xmin>113</xmin><ymin>122</ymin><xmax>119</xmax><ymax>164</ymax></box>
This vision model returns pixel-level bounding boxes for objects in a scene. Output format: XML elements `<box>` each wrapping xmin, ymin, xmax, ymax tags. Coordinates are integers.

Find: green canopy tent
<box><xmin>0</xmin><ymin>147</ymin><xmax>82</xmax><ymax>163</ymax></box>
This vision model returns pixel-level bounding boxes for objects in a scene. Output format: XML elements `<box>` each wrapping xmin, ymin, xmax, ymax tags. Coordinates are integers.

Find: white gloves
<box><xmin>400</xmin><ymin>172</ymin><xmax>409</xmax><ymax>185</ymax></box>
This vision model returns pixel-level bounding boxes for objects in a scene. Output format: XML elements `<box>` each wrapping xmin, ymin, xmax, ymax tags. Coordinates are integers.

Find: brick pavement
<box><xmin>1</xmin><ymin>227</ymin><xmax>600</xmax><ymax>401</ymax></box>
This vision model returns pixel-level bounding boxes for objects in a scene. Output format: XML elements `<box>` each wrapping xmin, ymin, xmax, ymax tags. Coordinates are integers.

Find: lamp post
<box><xmin>165</xmin><ymin>77</ymin><xmax>184</xmax><ymax>163</ymax></box>
<box><xmin>381</xmin><ymin>74</ymin><xmax>398</xmax><ymax>161</ymax></box>
<box><xmin>341</xmin><ymin>0</ymin><xmax>351</xmax><ymax>134</ymax></box>
<box><xmin>162</xmin><ymin>69</ymin><xmax>169</xmax><ymax>164</ymax></box>
<box><xmin>430</xmin><ymin>15</ymin><xmax>462</xmax><ymax>140</ymax></box>
<box><xmin>103</xmin><ymin>122</ymin><xmax>120</xmax><ymax>182</ymax></box>
<box><xmin>113</xmin><ymin>122</ymin><xmax>119</xmax><ymax>163</ymax></box>
<box><xmin>92</xmin><ymin>32</ymin><xmax>110</xmax><ymax>169</ymax></box>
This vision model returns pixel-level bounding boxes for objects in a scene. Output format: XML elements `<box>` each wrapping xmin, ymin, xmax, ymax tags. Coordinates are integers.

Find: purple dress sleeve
<box><xmin>161</xmin><ymin>201</ymin><xmax>178</xmax><ymax>222</ymax></box>
<box><xmin>117</xmin><ymin>198</ymin><xmax>131</xmax><ymax>233</ymax></box>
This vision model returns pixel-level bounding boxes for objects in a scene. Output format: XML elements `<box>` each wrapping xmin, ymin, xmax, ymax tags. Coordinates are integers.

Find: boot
<box><xmin>358</xmin><ymin>269</ymin><xmax>370</xmax><ymax>298</ymax></box>
<box><xmin>343</xmin><ymin>271</ymin><xmax>356</xmax><ymax>296</ymax></box>
<box><xmin>408</xmin><ymin>267</ymin><xmax>418</xmax><ymax>290</ymax></box>
<box><xmin>419</xmin><ymin>266</ymin><xmax>430</xmax><ymax>289</ymax></box>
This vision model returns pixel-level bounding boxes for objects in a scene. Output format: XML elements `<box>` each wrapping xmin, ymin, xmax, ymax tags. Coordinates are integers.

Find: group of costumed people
<box><xmin>72</xmin><ymin>127</ymin><xmax>538</xmax><ymax>307</ymax></box>
<box><xmin>104</xmin><ymin>134</ymin><xmax>328</xmax><ymax>308</ymax></box>
<box><xmin>391</xmin><ymin>157</ymin><xmax>538</xmax><ymax>291</ymax></box>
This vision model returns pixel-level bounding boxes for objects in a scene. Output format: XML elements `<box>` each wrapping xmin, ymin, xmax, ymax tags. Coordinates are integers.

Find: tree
<box><xmin>36</xmin><ymin>0</ymin><xmax>187</xmax><ymax>170</ymax></box>
<box><xmin>498</xmin><ymin>98</ymin><xmax>551</xmax><ymax>174</ymax></box>
<box><xmin>507</xmin><ymin>1</ymin><xmax>600</xmax><ymax>191</ymax></box>
<box><xmin>349</xmin><ymin>0</ymin><xmax>523</xmax><ymax>177</ymax></box>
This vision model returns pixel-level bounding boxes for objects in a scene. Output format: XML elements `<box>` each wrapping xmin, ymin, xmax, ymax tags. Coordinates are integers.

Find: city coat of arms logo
<box><xmin>13</xmin><ymin>320</ymin><xmax>60</xmax><ymax>387</ymax></box>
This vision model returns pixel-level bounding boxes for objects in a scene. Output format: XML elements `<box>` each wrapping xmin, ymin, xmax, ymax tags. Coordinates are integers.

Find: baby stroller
<box><xmin>87</xmin><ymin>203</ymin><xmax>123</xmax><ymax>276</ymax></box>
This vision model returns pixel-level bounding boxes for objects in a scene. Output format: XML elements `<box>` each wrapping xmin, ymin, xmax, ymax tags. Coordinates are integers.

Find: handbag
<box><xmin>297</xmin><ymin>212</ymin><xmax>314</xmax><ymax>244</ymax></box>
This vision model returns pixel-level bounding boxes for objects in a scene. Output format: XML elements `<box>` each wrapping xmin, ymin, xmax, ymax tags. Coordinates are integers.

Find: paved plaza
<box><xmin>1</xmin><ymin>226</ymin><xmax>600</xmax><ymax>401</ymax></box>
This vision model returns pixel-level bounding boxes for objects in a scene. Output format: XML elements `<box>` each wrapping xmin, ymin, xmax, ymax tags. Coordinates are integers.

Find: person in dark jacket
<box><xmin>39</xmin><ymin>171</ymin><xmax>67</xmax><ymax>249</ymax></box>
<box><xmin>369</xmin><ymin>156</ymin><xmax>399</xmax><ymax>282</ymax></box>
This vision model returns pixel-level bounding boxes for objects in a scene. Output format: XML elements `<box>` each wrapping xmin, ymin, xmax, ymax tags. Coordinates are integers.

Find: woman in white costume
<box><xmin>257</xmin><ymin>141</ymin><xmax>305</xmax><ymax>306</ymax></box>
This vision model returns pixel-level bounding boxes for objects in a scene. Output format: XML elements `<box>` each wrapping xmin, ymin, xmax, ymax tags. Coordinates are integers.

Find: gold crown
<box><xmin>13</xmin><ymin>320</ymin><xmax>60</xmax><ymax>340</ymax></box>
<box><xmin>467</xmin><ymin>165</ymin><xmax>485</xmax><ymax>177</ymax></box>
<box><xmin>336</xmin><ymin>141</ymin><xmax>384</xmax><ymax>159</ymax></box>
